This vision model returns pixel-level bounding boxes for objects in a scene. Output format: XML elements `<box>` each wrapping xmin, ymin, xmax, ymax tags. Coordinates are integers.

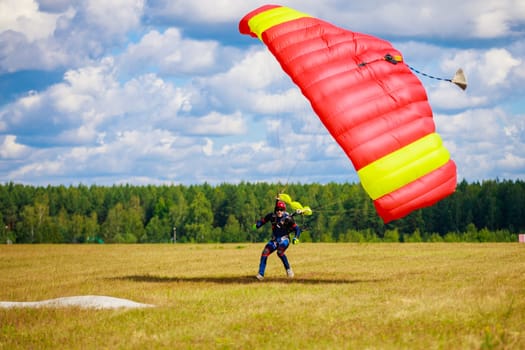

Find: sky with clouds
<box><xmin>1</xmin><ymin>0</ymin><xmax>524</xmax><ymax>187</ymax></box>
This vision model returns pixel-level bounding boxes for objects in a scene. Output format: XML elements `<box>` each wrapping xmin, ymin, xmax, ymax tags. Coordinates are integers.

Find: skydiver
<box><xmin>252</xmin><ymin>200</ymin><xmax>301</xmax><ymax>280</ymax></box>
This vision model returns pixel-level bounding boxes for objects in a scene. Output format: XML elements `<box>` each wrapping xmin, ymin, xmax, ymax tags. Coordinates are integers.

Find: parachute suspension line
<box><xmin>407</xmin><ymin>65</ymin><xmax>449</xmax><ymax>82</ymax></box>
<box><xmin>407</xmin><ymin>65</ymin><xmax>467</xmax><ymax>90</ymax></box>
<box><xmin>275</xmin><ymin>121</ymin><xmax>290</xmax><ymax>195</ymax></box>
<box><xmin>359</xmin><ymin>54</ymin><xmax>467</xmax><ymax>91</ymax></box>
<box><xmin>267</xmin><ymin>117</ymin><xmax>308</xmax><ymax>201</ymax></box>
<box><xmin>273</xmin><ymin>119</ymin><xmax>288</xmax><ymax>195</ymax></box>
<box><xmin>279</xmin><ymin>155</ymin><xmax>301</xmax><ymax>194</ymax></box>
<box><xmin>298</xmin><ymin>213</ymin><xmax>310</xmax><ymax>232</ymax></box>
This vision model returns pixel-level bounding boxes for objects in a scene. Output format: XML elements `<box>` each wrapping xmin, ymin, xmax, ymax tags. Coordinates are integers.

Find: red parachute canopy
<box><xmin>239</xmin><ymin>5</ymin><xmax>457</xmax><ymax>223</ymax></box>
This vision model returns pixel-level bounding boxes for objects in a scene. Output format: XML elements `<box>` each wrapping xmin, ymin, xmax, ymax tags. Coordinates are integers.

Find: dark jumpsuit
<box><xmin>255</xmin><ymin>211</ymin><xmax>301</xmax><ymax>276</ymax></box>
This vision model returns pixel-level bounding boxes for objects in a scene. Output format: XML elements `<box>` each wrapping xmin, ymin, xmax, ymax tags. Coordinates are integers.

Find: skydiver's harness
<box><xmin>269</xmin><ymin>213</ymin><xmax>295</xmax><ymax>241</ymax></box>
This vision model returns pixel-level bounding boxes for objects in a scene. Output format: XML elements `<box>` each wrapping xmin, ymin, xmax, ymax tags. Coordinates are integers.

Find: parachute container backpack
<box><xmin>239</xmin><ymin>5</ymin><xmax>457</xmax><ymax>223</ymax></box>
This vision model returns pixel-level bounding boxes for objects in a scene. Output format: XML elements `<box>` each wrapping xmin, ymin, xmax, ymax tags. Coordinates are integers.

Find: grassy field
<box><xmin>0</xmin><ymin>243</ymin><xmax>524</xmax><ymax>349</ymax></box>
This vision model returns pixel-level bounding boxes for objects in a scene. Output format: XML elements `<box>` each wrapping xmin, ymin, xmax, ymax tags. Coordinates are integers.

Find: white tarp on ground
<box><xmin>0</xmin><ymin>295</ymin><xmax>154</xmax><ymax>309</ymax></box>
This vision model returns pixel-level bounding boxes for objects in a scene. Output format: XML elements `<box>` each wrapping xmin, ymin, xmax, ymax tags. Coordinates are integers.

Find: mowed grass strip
<box><xmin>0</xmin><ymin>243</ymin><xmax>524</xmax><ymax>349</ymax></box>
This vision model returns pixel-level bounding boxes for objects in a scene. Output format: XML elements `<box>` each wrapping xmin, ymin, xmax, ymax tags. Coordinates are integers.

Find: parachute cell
<box><xmin>240</xmin><ymin>5</ymin><xmax>457</xmax><ymax>223</ymax></box>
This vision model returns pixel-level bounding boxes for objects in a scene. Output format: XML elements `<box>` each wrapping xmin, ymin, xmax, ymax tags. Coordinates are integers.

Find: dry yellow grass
<box><xmin>1</xmin><ymin>243</ymin><xmax>524</xmax><ymax>349</ymax></box>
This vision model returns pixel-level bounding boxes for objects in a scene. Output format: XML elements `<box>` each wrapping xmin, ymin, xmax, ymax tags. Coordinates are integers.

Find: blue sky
<box><xmin>1</xmin><ymin>0</ymin><xmax>524</xmax><ymax>186</ymax></box>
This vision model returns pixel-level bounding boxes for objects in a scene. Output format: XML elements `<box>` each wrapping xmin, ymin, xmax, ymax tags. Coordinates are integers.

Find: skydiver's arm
<box><xmin>292</xmin><ymin>223</ymin><xmax>301</xmax><ymax>238</ymax></box>
<box><xmin>287</xmin><ymin>217</ymin><xmax>301</xmax><ymax>238</ymax></box>
<box><xmin>255</xmin><ymin>213</ymin><xmax>273</xmax><ymax>228</ymax></box>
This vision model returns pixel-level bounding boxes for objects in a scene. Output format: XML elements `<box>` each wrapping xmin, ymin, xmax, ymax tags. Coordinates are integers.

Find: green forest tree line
<box><xmin>0</xmin><ymin>179</ymin><xmax>524</xmax><ymax>243</ymax></box>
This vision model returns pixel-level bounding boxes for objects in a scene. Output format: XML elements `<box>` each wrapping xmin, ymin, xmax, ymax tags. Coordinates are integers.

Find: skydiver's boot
<box><xmin>278</xmin><ymin>253</ymin><xmax>292</xmax><ymax>278</ymax></box>
<box><xmin>256</xmin><ymin>255</ymin><xmax>267</xmax><ymax>281</ymax></box>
